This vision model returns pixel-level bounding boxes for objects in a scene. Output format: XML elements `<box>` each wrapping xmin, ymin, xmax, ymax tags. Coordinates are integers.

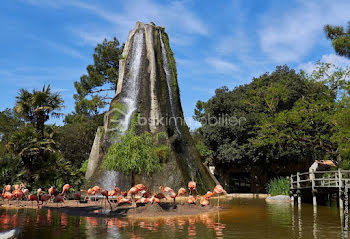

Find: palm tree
<box><xmin>6</xmin><ymin>125</ymin><xmax>57</xmax><ymax>184</ymax></box>
<box><xmin>15</xmin><ymin>85</ymin><xmax>64</xmax><ymax>139</ymax></box>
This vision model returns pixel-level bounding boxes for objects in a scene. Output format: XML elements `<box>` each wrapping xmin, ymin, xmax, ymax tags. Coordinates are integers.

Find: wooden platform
<box><xmin>290</xmin><ymin>169</ymin><xmax>350</xmax><ymax>207</ymax></box>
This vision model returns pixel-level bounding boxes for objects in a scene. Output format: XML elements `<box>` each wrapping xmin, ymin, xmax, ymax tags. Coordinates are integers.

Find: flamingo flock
<box><xmin>1</xmin><ymin>181</ymin><xmax>226</xmax><ymax>209</ymax></box>
<box><xmin>0</xmin><ymin>184</ymin><xmax>73</xmax><ymax>208</ymax></box>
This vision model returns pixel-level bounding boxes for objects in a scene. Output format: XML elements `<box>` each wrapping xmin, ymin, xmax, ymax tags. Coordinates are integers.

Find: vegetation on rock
<box><xmin>103</xmin><ymin>115</ymin><xmax>169</xmax><ymax>186</ymax></box>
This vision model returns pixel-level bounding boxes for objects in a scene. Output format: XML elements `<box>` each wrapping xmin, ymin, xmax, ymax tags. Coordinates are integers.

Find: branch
<box><xmin>89</xmin><ymin>88</ymin><xmax>115</xmax><ymax>94</ymax></box>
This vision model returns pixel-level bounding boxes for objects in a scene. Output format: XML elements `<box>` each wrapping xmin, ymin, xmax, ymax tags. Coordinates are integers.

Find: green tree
<box><xmin>324</xmin><ymin>21</ymin><xmax>350</xmax><ymax>58</ymax></box>
<box><xmin>252</xmin><ymin>63</ymin><xmax>350</xmax><ymax>164</ymax></box>
<box><xmin>15</xmin><ymin>85</ymin><xmax>64</xmax><ymax>140</ymax></box>
<box><xmin>6</xmin><ymin>125</ymin><xmax>57</xmax><ymax>185</ymax></box>
<box><xmin>57</xmin><ymin>113</ymin><xmax>103</xmax><ymax>169</ymax></box>
<box><xmin>103</xmin><ymin>115</ymin><xmax>168</xmax><ymax>186</ymax></box>
<box><xmin>191</xmin><ymin>129</ymin><xmax>213</xmax><ymax>165</ymax></box>
<box><xmin>194</xmin><ymin>66</ymin><xmax>311</xmax><ymax>192</ymax></box>
<box><xmin>74</xmin><ymin>38</ymin><xmax>124</xmax><ymax>115</ymax></box>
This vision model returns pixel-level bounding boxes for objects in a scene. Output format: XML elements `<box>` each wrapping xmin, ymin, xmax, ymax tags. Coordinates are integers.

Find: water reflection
<box><xmin>0</xmin><ymin>199</ymin><xmax>347</xmax><ymax>239</ymax></box>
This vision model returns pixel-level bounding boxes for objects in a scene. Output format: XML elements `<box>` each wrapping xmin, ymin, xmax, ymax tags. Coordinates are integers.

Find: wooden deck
<box><xmin>290</xmin><ymin>169</ymin><xmax>350</xmax><ymax>207</ymax></box>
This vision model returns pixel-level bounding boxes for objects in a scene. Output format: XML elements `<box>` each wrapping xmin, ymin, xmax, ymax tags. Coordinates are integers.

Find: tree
<box><xmin>74</xmin><ymin>38</ymin><xmax>124</xmax><ymax>115</ymax></box>
<box><xmin>193</xmin><ymin>66</ymin><xmax>311</xmax><ymax>192</ymax></box>
<box><xmin>6</xmin><ymin>125</ymin><xmax>57</xmax><ymax>185</ymax></box>
<box><xmin>15</xmin><ymin>85</ymin><xmax>64</xmax><ymax>140</ymax></box>
<box><xmin>191</xmin><ymin>129</ymin><xmax>213</xmax><ymax>165</ymax></box>
<box><xmin>57</xmin><ymin>113</ymin><xmax>103</xmax><ymax>169</ymax></box>
<box><xmin>103</xmin><ymin>115</ymin><xmax>168</xmax><ymax>186</ymax></box>
<box><xmin>252</xmin><ymin>63</ymin><xmax>350</xmax><ymax>164</ymax></box>
<box><xmin>324</xmin><ymin>21</ymin><xmax>350</xmax><ymax>58</ymax></box>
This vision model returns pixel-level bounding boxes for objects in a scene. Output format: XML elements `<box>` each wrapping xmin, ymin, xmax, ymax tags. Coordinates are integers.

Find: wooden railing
<box><xmin>290</xmin><ymin>169</ymin><xmax>350</xmax><ymax>190</ymax></box>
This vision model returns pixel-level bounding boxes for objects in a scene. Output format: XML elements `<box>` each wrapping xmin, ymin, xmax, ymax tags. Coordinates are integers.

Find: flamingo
<box><xmin>12</xmin><ymin>189</ymin><xmax>24</xmax><ymax>206</ymax></box>
<box><xmin>150</xmin><ymin>197</ymin><xmax>160</xmax><ymax>204</ymax></box>
<box><xmin>135</xmin><ymin>184</ymin><xmax>146</xmax><ymax>191</ymax></box>
<box><xmin>188</xmin><ymin>181</ymin><xmax>197</xmax><ymax>198</ymax></box>
<box><xmin>40</xmin><ymin>194</ymin><xmax>51</xmax><ymax>206</ymax></box>
<box><xmin>117</xmin><ymin>196</ymin><xmax>132</xmax><ymax>205</ymax></box>
<box><xmin>28</xmin><ymin>194</ymin><xmax>39</xmax><ymax>208</ymax></box>
<box><xmin>154</xmin><ymin>192</ymin><xmax>166</xmax><ymax>204</ymax></box>
<box><xmin>187</xmin><ymin>195</ymin><xmax>197</xmax><ymax>204</ymax></box>
<box><xmin>23</xmin><ymin>188</ymin><xmax>29</xmax><ymax>198</ymax></box>
<box><xmin>108</xmin><ymin>186</ymin><xmax>120</xmax><ymax>204</ymax></box>
<box><xmin>49</xmin><ymin>187</ymin><xmax>56</xmax><ymax>198</ymax></box>
<box><xmin>177</xmin><ymin>188</ymin><xmax>187</xmax><ymax>197</ymax></box>
<box><xmin>101</xmin><ymin>190</ymin><xmax>112</xmax><ymax>210</ymax></box>
<box><xmin>168</xmin><ymin>190</ymin><xmax>177</xmax><ymax>205</ymax></box>
<box><xmin>141</xmin><ymin>190</ymin><xmax>152</xmax><ymax>198</ymax></box>
<box><xmin>159</xmin><ymin>186</ymin><xmax>174</xmax><ymax>193</ymax></box>
<box><xmin>37</xmin><ymin>188</ymin><xmax>43</xmax><ymax>198</ymax></box>
<box><xmin>213</xmin><ymin>185</ymin><xmax>225</xmax><ymax>207</ymax></box>
<box><xmin>200</xmin><ymin>197</ymin><xmax>210</xmax><ymax>206</ymax></box>
<box><xmin>91</xmin><ymin>186</ymin><xmax>101</xmax><ymax>201</ymax></box>
<box><xmin>2</xmin><ymin>192</ymin><xmax>12</xmax><ymax>203</ymax></box>
<box><xmin>128</xmin><ymin>186</ymin><xmax>138</xmax><ymax>197</ymax></box>
<box><xmin>83</xmin><ymin>188</ymin><xmax>94</xmax><ymax>201</ymax></box>
<box><xmin>73</xmin><ymin>192</ymin><xmax>81</xmax><ymax>206</ymax></box>
<box><xmin>128</xmin><ymin>186</ymin><xmax>139</xmax><ymax>207</ymax></box>
<box><xmin>60</xmin><ymin>184</ymin><xmax>72</xmax><ymax>199</ymax></box>
<box><xmin>4</xmin><ymin>185</ymin><xmax>11</xmax><ymax>192</ymax></box>
<box><xmin>159</xmin><ymin>186</ymin><xmax>176</xmax><ymax>204</ymax></box>
<box><xmin>54</xmin><ymin>195</ymin><xmax>64</xmax><ymax>207</ymax></box>
<box><xmin>136</xmin><ymin>197</ymin><xmax>150</xmax><ymax>204</ymax></box>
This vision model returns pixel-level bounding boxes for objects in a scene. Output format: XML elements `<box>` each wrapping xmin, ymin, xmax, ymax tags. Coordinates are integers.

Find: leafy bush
<box><xmin>103</xmin><ymin>114</ymin><xmax>168</xmax><ymax>185</ymax></box>
<box><xmin>266</xmin><ymin>177</ymin><xmax>290</xmax><ymax>196</ymax></box>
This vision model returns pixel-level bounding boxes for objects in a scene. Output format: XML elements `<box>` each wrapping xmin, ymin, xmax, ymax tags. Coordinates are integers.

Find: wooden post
<box><xmin>290</xmin><ymin>174</ymin><xmax>294</xmax><ymax>203</ymax></box>
<box><xmin>311</xmin><ymin>169</ymin><xmax>317</xmax><ymax>207</ymax></box>
<box><xmin>297</xmin><ymin>172</ymin><xmax>301</xmax><ymax>205</ymax></box>
<box><xmin>339</xmin><ymin>168</ymin><xmax>344</xmax><ymax>208</ymax></box>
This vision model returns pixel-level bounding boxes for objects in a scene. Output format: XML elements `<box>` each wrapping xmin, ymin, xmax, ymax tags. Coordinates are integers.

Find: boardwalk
<box><xmin>290</xmin><ymin>169</ymin><xmax>350</xmax><ymax>207</ymax></box>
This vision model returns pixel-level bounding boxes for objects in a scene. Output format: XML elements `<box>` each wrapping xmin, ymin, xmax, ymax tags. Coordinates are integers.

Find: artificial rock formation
<box><xmin>85</xmin><ymin>22</ymin><xmax>216</xmax><ymax>193</ymax></box>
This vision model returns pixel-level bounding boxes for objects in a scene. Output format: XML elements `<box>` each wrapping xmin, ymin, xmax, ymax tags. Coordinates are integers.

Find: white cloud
<box><xmin>297</xmin><ymin>54</ymin><xmax>350</xmax><ymax>74</ymax></box>
<box><xmin>259</xmin><ymin>0</ymin><xmax>350</xmax><ymax>63</ymax></box>
<box><xmin>25</xmin><ymin>0</ymin><xmax>208</xmax><ymax>46</ymax></box>
<box><xmin>206</xmin><ymin>57</ymin><xmax>238</xmax><ymax>74</ymax></box>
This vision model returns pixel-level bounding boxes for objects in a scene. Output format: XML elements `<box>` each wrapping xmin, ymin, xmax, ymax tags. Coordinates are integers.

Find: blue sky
<box><xmin>1</xmin><ymin>0</ymin><xmax>350</xmax><ymax>128</ymax></box>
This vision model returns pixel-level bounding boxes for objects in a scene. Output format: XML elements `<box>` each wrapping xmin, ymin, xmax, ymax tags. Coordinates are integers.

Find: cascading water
<box><xmin>102</xmin><ymin>30</ymin><xmax>145</xmax><ymax>190</ymax></box>
<box><xmin>159</xmin><ymin>31</ymin><xmax>181</xmax><ymax>137</ymax></box>
<box><xmin>159</xmin><ymin>31</ymin><xmax>195</xmax><ymax>180</ymax></box>
<box><xmin>119</xmin><ymin>30</ymin><xmax>144</xmax><ymax>134</ymax></box>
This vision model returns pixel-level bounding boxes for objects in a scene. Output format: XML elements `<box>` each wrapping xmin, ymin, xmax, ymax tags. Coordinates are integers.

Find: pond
<box><xmin>0</xmin><ymin>198</ymin><xmax>346</xmax><ymax>238</ymax></box>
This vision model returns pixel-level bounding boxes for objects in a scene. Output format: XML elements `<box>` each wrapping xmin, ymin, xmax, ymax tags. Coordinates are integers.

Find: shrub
<box><xmin>266</xmin><ymin>177</ymin><xmax>290</xmax><ymax>196</ymax></box>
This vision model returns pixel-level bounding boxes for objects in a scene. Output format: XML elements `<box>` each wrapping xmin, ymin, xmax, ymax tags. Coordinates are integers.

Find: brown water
<box><xmin>0</xmin><ymin>199</ymin><xmax>346</xmax><ymax>238</ymax></box>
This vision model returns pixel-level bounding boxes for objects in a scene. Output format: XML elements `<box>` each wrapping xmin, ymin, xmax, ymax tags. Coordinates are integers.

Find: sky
<box><xmin>0</xmin><ymin>0</ymin><xmax>350</xmax><ymax>128</ymax></box>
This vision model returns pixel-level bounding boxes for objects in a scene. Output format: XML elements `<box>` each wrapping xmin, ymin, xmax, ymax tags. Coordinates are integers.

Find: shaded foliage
<box><xmin>74</xmin><ymin>38</ymin><xmax>124</xmax><ymax>115</ymax></box>
<box><xmin>194</xmin><ymin>64</ymin><xmax>350</xmax><ymax>192</ymax></box>
<box><xmin>324</xmin><ymin>21</ymin><xmax>350</xmax><ymax>58</ymax></box>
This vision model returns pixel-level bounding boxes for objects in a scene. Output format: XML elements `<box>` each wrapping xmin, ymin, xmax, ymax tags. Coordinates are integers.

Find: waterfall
<box><xmin>102</xmin><ymin>30</ymin><xmax>144</xmax><ymax>190</ymax></box>
<box><xmin>120</xmin><ymin>30</ymin><xmax>144</xmax><ymax>134</ymax></box>
<box><xmin>159</xmin><ymin>31</ymin><xmax>181</xmax><ymax>137</ymax></box>
<box><xmin>159</xmin><ymin>31</ymin><xmax>195</xmax><ymax>180</ymax></box>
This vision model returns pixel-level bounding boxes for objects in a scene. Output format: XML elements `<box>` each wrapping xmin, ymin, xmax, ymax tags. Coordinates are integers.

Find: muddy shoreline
<box><xmin>0</xmin><ymin>198</ymin><xmax>221</xmax><ymax>219</ymax></box>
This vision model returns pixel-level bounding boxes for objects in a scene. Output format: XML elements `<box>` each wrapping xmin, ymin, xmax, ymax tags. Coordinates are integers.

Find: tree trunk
<box><xmin>36</xmin><ymin>111</ymin><xmax>45</xmax><ymax>141</ymax></box>
<box><xmin>131</xmin><ymin>172</ymin><xmax>135</xmax><ymax>187</ymax></box>
<box><xmin>23</xmin><ymin>157</ymin><xmax>34</xmax><ymax>187</ymax></box>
